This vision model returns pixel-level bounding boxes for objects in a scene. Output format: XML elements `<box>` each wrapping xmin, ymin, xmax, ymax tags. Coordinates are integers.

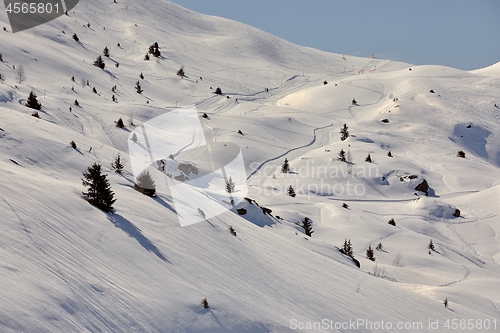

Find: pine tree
<box><xmin>281</xmin><ymin>158</ymin><xmax>290</xmax><ymax>173</ymax></box>
<box><xmin>298</xmin><ymin>217</ymin><xmax>313</xmax><ymax>237</ymax></box>
<box><xmin>74</xmin><ymin>99</ymin><xmax>79</xmax><ymax>106</ymax></box>
<box><xmin>214</xmin><ymin>87</ymin><xmax>222</xmax><ymax>95</ymax></box>
<box><xmin>72</xmin><ymin>33</ymin><xmax>79</xmax><ymax>41</ymax></box>
<box><xmin>93</xmin><ymin>87</ymin><xmax>98</xmax><ymax>94</ymax></box>
<box><xmin>111</xmin><ymin>154</ymin><xmax>124</xmax><ymax>173</ymax></box>
<box><xmin>131</xmin><ymin>132</ymin><xmax>138</xmax><ymax>143</ymax></box>
<box><xmin>428</xmin><ymin>239</ymin><xmax>435</xmax><ymax>251</ymax></box>
<box><xmin>388</xmin><ymin>151</ymin><xmax>393</xmax><ymax>157</ymax></box>
<box><xmin>366</xmin><ymin>245</ymin><xmax>375</xmax><ymax>261</ymax></box>
<box><xmin>26</xmin><ymin>91</ymin><xmax>42</xmax><ymax>110</ymax></box>
<box><xmin>93</xmin><ymin>55</ymin><xmax>105</xmax><ymax>69</ymax></box>
<box><xmin>116</xmin><ymin>117</ymin><xmax>124</xmax><ymax>128</ymax></box>
<box><xmin>365</xmin><ymin>153</ymin><xmax>372</xmax><ymax>163</ymax></box>
<box><xmin>338</xmin><ymin>149</ymin><xmax>346</xmax><ymax>162</ymax></box>
<box><xmin>340</xmin><ymin>124</ymin><xmax>349</xmax><ymax>141</ymax></box>
<box><xmin>144</xmin><ymin>53</ymin><xmax>150</xmax><ymax>61</ymax></box>
<box><xmin>135</xmin><ymin>81</ymin><xmax>143</xmax><ymax>94</ymax></box>
<box><xmin>225</xmin><ymin>177</ymin><xmax>235</xmax><ymax>193</ymax></box>
<box><xmin>82</xmin><ymin>163</ymin><xmax>116</xmax><ymax>212</ymax></box>
<box><xmin>287</xmin><ymin>185</ymin><xmax>296</xmax><ymax>198</ymax></box>
<box><xmin>443</xmin><ymin>298</ymin><xmax>448</xmax><ymax>308</ymax></box>
<box><xmin>352</xmin><ymin>98</ymin><xmax>357</xmax><ymax>105</ymax></box>
<box><xmin>201</xmin><ymin>298</ymin><xmax>209</xmax><ymax>309</ymax></box>
<box><xmin>134</xmin><ymin>170</ymin><xmax>156</xmax><ymax>197</ymax></box>
<box><xmin>103</xmin><ymin>46</ymin><xmax>110</xmax><ymax>57</ymax></box>
<box><xmin>340</xmin><ymin>239</ymin><xmax>353</xmax><ymax>257</ymax></box>
<box><xmin>70</xmin><ymin>140</ymin><xmax>77</xmax><ymax>149</ymax></box>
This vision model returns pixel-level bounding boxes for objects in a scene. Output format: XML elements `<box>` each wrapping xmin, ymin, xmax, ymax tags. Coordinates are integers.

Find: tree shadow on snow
<box><xmin>107</xmin><ymin>214</ymin><xmax>170</xmax><ymax>263</ymax></box>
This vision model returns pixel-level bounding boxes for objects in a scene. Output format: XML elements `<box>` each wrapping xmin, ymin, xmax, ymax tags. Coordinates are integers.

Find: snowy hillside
<box><xmin>1</xmin><ymin>0</ymin><xmax>500</xmax><ymax>332</ymax></box>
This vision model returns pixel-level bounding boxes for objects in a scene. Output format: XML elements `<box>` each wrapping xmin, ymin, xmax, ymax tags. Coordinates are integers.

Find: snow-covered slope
<box><xmin>1</xmin><ymin>0</ymin><xmax>500</xmax><ymax>332</ymax></box>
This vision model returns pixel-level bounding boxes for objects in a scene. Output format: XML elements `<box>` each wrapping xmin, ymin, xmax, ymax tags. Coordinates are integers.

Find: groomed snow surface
<box><xmin>1</xmin><ymin>0</ymin><xmax>500</xmax><ymax>332</ymax></box>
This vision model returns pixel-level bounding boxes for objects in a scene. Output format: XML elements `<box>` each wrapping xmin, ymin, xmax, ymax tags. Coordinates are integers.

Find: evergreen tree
<box><xmin>82</xmin><ymin>163</ymin><xmax>116</xmax><ymax>212</ymax></box>
<box><xmin>340</xmin><ymin>124</ymin><xmax>349</xmax><ymax>141</ymax></box>
<box><xmin>72</xmin><ymin>33</ymin><xmax>79</xmax><ymax>41</ymax></box>
<box><xmin>111</xmin><ymin>154</ymin><xmax>124</xmax><ymax>174</ymax></box>
<box><xmin>338</xmin><ymin>149</ymin><xmax>346</xmax><ymax>162</ymax></box>
<box><xmin>366</xmin><ymin>245</ymin><xmax>375</xmax><ymax>261</ymax></box>
<box><xmin>103</xmin><ymin>46</ymin><xmax>110</xmax><ymax>57</ymax></box>
<box><xmin>93</xmin><ymin>87</ymin><xmax>98</xmax><ymax>94</ymax></box>
<box><xmin>144</xmin><ymin>53</ymin><xmax>150</xmax><ymax>61</ymax></box>
<box><xmin>225</xmin><ymin>177</ymin><xmax>235</xmax><ymax>193</ymax></box>
<box><xmin>428</xmin><ymin>239</ymin><xmax>435</xmax><ymax>251</ymax></box>
<box><xmin>214</xmin><ymin>87</ymin><xmax>222</xmax><ymax>95</ymax></box>
<box><xmin>26</xmin><ymin>91</ymin><xmax>42</xmax><ymax>110</ymax></box>
<box><xmin>74</xmin><ymin>99</ymin><xmax>79</xmax><ymax>106</ymax></box>
<box><xmin>340</xmin><ymin>239</ymin><xmax>353</xmax><ymax>257</ymax></box>
<box><xmin>388</xmin><ymin>151</ymin><xmax>393</xmax><ymax>157</ymax></box>
<box><xmin>135</xmin><ymin>81</ymin><xmax>143</xmax><ymax>94</ymax></box>
<box><xmin>70</xmin><ymin>140</ymin><xmax>77</xmax><ymax>149</ymax></box>
<box><xmin>116</xmin><ymin>117</ymin><xmax>124</xmax><ymax>128</ymax></box>
<box><xmin>140</xmin><ymin>72</ymin><xmax>144</xmax><ymax>80</ymax></box>
<box><xmin>281</xmin><ymin>158</ymin><xmax>290</xmax><ymax>173</ymax></box>
<box><xmin>134</xmin><ymin>170</ymin><xmax>156</xmax><ymax>197</ymax></box>
<box><xmin>287</xmin><ymin>185</ymin><xmax>296</xmax><ymax>197</ymax></box>
<box><xmin>93</xmin><ymin>55</ymin><xmax>105</xmax><ymax>69</ymax></box>
<box><xmin>201</xmin><ymin>298</ymin><xmax>209</xmax><ymax>309</ymax></box>
<box><xmin>131</xmin><ymin>132</ymin><xmax>138</xmax><ymax>143</ymax></box>
<box><xmin>298</xmin><ymin>217</ymin><xmax>314</xmax><ymax>237</ymax></box>
<box><xmin>365</xmin><ymin>153</ymin><xmax>372</xmax><ymax>163</ymax></box>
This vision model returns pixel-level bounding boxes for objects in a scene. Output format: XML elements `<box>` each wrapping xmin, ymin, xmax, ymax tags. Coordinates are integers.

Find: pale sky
<box><xmin>173</xmin><ymin>0</ymin><xmax>500</xmax><ymax>70</ymax></box>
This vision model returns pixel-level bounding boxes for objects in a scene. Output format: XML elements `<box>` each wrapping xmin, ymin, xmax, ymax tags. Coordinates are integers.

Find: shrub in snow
<box><xmin>229</xmin><ymin>226</ymin><xmax>237</xmax><ymax>236</ymax></box>
<box><xmin>323</xmin><ymin>80</ymin><xmax>328</xmax><ymax>85</ymax></box>
<box><xmin>26</xmin><ymin>91</ymin><xmax>42</xmax><ymax>110</ymax></box>
<box><xmin>453</xmin><ymin>209</ymin><xmax>460</xmax><ymax>217</ymax></box>
<box><xmin>296</xmin><ymin>217</ymin><xmax>313</xmax><ymax>237</ymax></box>
<box><xmin>74</xmin><ymin>99</ymin><xmax>79</xmax><ymax>106</ymax></box>
<box><xmin>352</xmin><ymin>98</ymin><xmax>357</xmax><ymax>105</ymax></box>
<box><xmin>237</xmin><ymin>208</ymin><xmax>247</xmax><ymax>215</ymax></box>
<box><xmin>428</xmin><ymin>239</ymin><xmax>435</xmax><ymax>251</ymax></box>
<box><xmin>149</xmin><ymin>42</ymin><xmax>161</xmax><ymax>57</ymax></box>
<box><xmin>376</xmin><ymin>242</ymin><xmax>383</xmax><ymax>251</ymax></box>
<box><xmin>430</xmin><ymin>89</ymin><xmax>435</xmax><ymax>93</ymax></box>
<box><xmin>381</xmin><ymin>118</ymin><xmax>389</xmax><ymax>123</ymax></box>
<box><xmin>135</xmin><ymin>81</ymin><xmax>143</xmax><ymax>94</ymax></box>
<box><xmin>177</xmin><ymin>66</ymin><xmax>185</xmax><ymax>77</ymax></box>
<box><xmin>281</xmin><ymin>158</ymin><xmax>290</xmax><ymax>173</ymax></box>
<box><xmin>93</xmin><ymin>55</ymin><xmax>105</xmax><ymax>69</ymax></box>
<box><xmin>340</xmin><ymin>124</ymin><xmax>349</xmax><ymax>141</ymax></box>
<box><xmin>134</xmin><ymin>170</ymin><xmax>156</xmax><ymax>197</ymax></box>
<box><xmin>457</xmin><ymin>150</ymin><xmax>465</xmax><ymax>158</ymax></box>
<box><xmin>444</xmin><ymin>298</ymin><xmax>448</xmax><ymax>308</ymax></box>
<box><xmin>144</xmin><ymin>53</ymin><xmax>150</xmax><ymax>61</ymax></box>
<box><xmin>103</xmin><ymin>47</ymin><xmax>110</xmax><ymax>57</ymax></box>
<box><xmin>338</xmin><ymin>149</ymin><xmax>346</xmax><ymax>162</ymax></box>
<box><xmin>116</xmin><ymin>118</ymin><xmax>124</xmax><ymax>128</ymax></box>
<box><xmin>365</xmin><ymin>153</ymin><xmax>372</xmax><ymax>163</ymax></box>
<box><xmin>214</xmin><ymin>87</ymin><xmax>222</xmax><ymax>95</ymax></box>
<box><xmin>388</xmin><ymin>151</ymin><xmax>393</xmax><ymax>157</ymax></box>
<box><xmin>287</xmin><ymin>185</ymin><xmax>296</xmax><ymax>197</ymax></box>
<box><xmin>366</xmin><ymin>245</ymin><xmax>375</xmax><ymax>261</ymax></box>
<box><xmin>342</xmin><ymin>203</ymin><xmax>349</xmax><ymax>209</ymax></box>
<box><xmin>237</xmin><ymin>130</ymin><xmax>243</xmax><ymax>135</ymax></box>
<box><xmin>131</xmin><ymin>132</ymin><xmax>138</xmax><ymax>143</ymax></box>
<box><xmin>111</xmin><ymin>154</ymin><xmax>124</xmax><ymax>173</ymax></box>
<box><xmin>225</xmin><ymin>177</ymin><xmax>235</xmax><ymax>193</ymax></box>
<box><xmin>201</xmin><ymin>298</ymin><xmax>209</xmax><ymax>309</ymax></box>
<box><xmin>31</xmin><ymin>111</ymin><xmax>40</xmax><ymax>118</ymax></box>
<box><xmin>81</xmin><ymin>163</ymin><xmax>116</xmax><ymax>212</ymax></box>
<box><xmin>140</xmin><ymin>72</ymin><xmax>144</xmax><ymax>80</ymax></box>
<box><xmin>72</xmin><ymin>33</ymin><xmax>79</xmax><ymax>41</ymax></box>
<box><xmin>202</xmin><ymin>113</ymin><xmax>208</xmax><ymax>119</ymax></box>
<box><xmin>388</xmin><ymin>218</ymin><xmax>396</xmax><ymax>226</ymax></box>
<box><xmin>93</xmin><ymin>87</ymin><xmax>98</xmax><ymax>94</ymax></box>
